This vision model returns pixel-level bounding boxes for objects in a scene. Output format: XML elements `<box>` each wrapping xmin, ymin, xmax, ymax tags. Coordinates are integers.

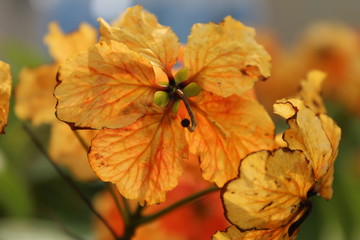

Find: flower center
<box><xmin>153</xmin><ymin>68</ymin><xmax>202</xmax><ymax>132</ymax></box>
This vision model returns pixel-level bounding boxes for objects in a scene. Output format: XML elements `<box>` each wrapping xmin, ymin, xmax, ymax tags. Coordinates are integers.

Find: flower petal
<box><xmin>15</xmin><ymin>64</ymin><xmax>58</xmax><ymax>125</ymax></box>
<box><xmin>99</xmin><ymin>5</ymin><xmax>179</xmax><ymax>75</ymax></box>
<box><xmin>298</xmin><ymin>70</ymin><xmax>327</xmax><ymax>114</ymax></box>
<box><xmin>274</xmin><ymin>99</ymin><xmax>339</xmax><ymax>184</ymax></box>
<box><xmin>184</xmin><ymin>16</ymin><xmax>271</xmax><ymax>97</ymax></box>
<box><xmin>89</xmin><ymin>109</ymin><xmax>187</xmax><ymax>205</ymax></box>
<box><xmin>49</xmin><ymin>122</ymin><xmax>97</xmax><ymax>181</ymax></box>
<box><xmin>44</xmin><ymin>22</ymin><xmax>97</xmax><ymax>62</ymax></box>
<box><xmin>317</xmin><ymin>114</ymin><xmax>341</xmax><ymax>200</ymax></box>
<box><xmin>0</xmin><ymin>61</ymin><xmax>11</xmax><ymax>134</ymax></box>
<box><xmin>213</xmin><ymin>222</ymin><xmax>300</xmax><ymax>240</ymax></box>
<box><xmin>223</xmin><ymin>149</ymin><xmax>314</xmax><ymax>231</ymax></box>
<box><xmin>187</xmin><ymin>91</ymin><xmax>274</xmax><ymax>186</ymax></box>
<box><xmin>55</xmin><ymin>40</ymin><xmax>158</xmax><ymax>129</ymax></box>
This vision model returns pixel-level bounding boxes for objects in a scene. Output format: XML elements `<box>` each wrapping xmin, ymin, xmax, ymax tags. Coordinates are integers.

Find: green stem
<box><xmin>106</xmin><ymin>183</ymin><xmax>130</xmax><ymax>226</ymax></box>
<box><xmin>121</xmin><ymin>195</ymin><xmax>132</xmax><ymax>224</ymax></box>
<box><xmin>73</xmin><ymin>129</ymin><xmax>126</xmax><ymax>239</ymax></box>
<box><xmin>23</xmin><ymin>123</ymin><xmax>119</xmax><ymax>240</ymax></box>
<box><xmin>134</xmin><ymin>186</ymin><xmax>219</xmax><ymax>226</ymax></box>
<box><xmin>73</xmin><ymin>130</ymin><xmax>89</xmax><ymax>152</ymax></box>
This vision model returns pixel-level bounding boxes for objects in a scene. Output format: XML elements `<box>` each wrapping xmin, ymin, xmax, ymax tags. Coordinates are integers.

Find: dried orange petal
<box><xmin>274</xmin><ymin>99</ymin><xmax>341</xmax><ymax>193</ymax></box>
<box><xmin>49</xmin><ymin>122</ymin><xmax>97</xmax><ymax>181</ymax></box>
<box><xmin>317</xmin><ymin>114</ymin><xmax>341</xmax><ymax>199</ymax></box>
<box><xmin>213</xmin><ymin>221</ymin><xmax>300</xmax><ymax>240</ymax></box>
<box><xmin>89</xmin><ymin>109</ymin><xmax>187</xmax><ymax>205</ymax></box>
<box><xmin>223</xmin><ymin>149</ymin><xmax>314</xmax><ymax>230</ymax></box>
<box><xmin>0</xmin><ymin>61</ymin><xmax>11</xmax><ymax>134</ymax></box>
<box><xmin>15</xmin><ymin>64</ymin><xmax>58</xmax><ymax>125</ymax></box>
<box><xmin>298</xmin><ymin>70</ymin><xmax>327</xmax><ymax>114</ymax></box>
<box><xmin>44</xmin><ymin>22</ymin><xmax>97</xmax><ymax>62</ymax></box>
<box><xmin>55</xmin><ymin>40</ymin><xmax>157</xmax><ymax>129</ymax></box>
<box><xmin>184</xmin><ymin>16</ymin><xmax>271</xmax><ymax>97</ymax></box>
<box><xmin>187</xmin><ymin>91</ymin><xmax>274</xmax><ymax>186</ymax></box>
<box><xmin>99</xmin><ymin>5</ymin><xmax>179</xmax><ymax>75</ymax></box>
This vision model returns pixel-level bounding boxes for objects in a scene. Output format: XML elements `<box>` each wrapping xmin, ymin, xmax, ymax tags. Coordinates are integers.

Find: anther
<box><xmin>181</xmin><ymin>119</ymin><xmax>190</xmax><ymax>128</ymax></box>
<box><xmin>175</xmin><ymin>89</ymin><xmax>197</xmax><ymax>132</ymax></box>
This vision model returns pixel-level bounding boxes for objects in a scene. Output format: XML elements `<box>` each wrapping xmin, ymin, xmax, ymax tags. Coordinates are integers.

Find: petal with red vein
<box><xmin>184</xmin><ymin>16</ymin><xmax>271</xmax><ymax>97</ymax></box>
<box><xmin>99</xmin><ymin>5</ymin><xmax>179</xmax><ymax>75</ymax></box>
<box><xmin>55</xmin><ymin>40</ymin><xmax>157</xmax><ymax>129</ymax></box>
<box><xmin>187</xmin><ymin>91</ymin><xmax>274</xmax><ymax>186</ymax></box>
<box><xmin>223</xmin><ymin>149</ymin><xmax>314</xmax><ymax>231</ymax></box>
<box><xmin>89</xmin><ymin>109</ymin><xmax>187</xmax><ymax>205</ymax></box>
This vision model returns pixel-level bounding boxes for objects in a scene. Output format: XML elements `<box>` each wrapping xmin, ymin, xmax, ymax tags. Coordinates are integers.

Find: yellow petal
<box><xmin>298</xmin><ymin>70</ymin><xmax>327</xmax><ymax>114</ymax></box>
<box><xmin>223</xmin><ymin>149</ymin><xmax>314</xmax><ymax>230</ymax></box>
<box><xmin>89</xmin><ymin>109</ymin><xmax>187</xmax><ymax>205</ymax></box>
<box><xmin>99</xmin><ymin>5</ymin><xmax>179</xmax><ymax>75</ymax></box>
<box><xmin>0</xmin><ymin>61</ymin><xmax>11</xmax><ymax>134</ymax></box>
<box><xmin>184</xmin><ymin>16</ymin><xmax>271</xmax><ymax>97</ymax></box>
<box><xmin>213</xmin><ymin>223</ymin><xmax>300</xmax><ymax>240</ymax></box>
<box><xmin>15</xmin><ymin>64</ymin><xmax>58</xmax><ymax>125</ymax></box>
<box><xmin>187</xmin><ymin>91</ymin><xmax>274</xmax><ymax>186</ymax></box>
<box><xmin>44</xmin><ymin>22</ymin><xmax>97</xmax><ymax>62</ymax></box>
<box><xmin>55</xmin><ymin>40</ymin><xmax>158</xmax><ymax>129</ymax></box>
<box><xmin>275</xmin><ymin>100</ymin><xmax>338</xmax><ymax>183</ymax></box>
<box><xmin>317</xmin><ymin>114</ymin><xmax>341</xmax><ymax>200</ymax></box>
<box><xmin>49</xmin><ymin>122</ymin><xmax>97</xmax><ymax>181</ymax></box>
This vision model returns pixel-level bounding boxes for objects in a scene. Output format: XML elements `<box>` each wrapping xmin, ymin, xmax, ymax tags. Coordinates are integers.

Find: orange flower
<box><xmin>14</xmin><ymin>22</ymin><xmax>98</xmax><ymax>180</ymax></box>
<box><xmin>95</xmin><ymin>160</ymin><xmax>229</xmax><ymax>240</ymax></box>
<box><xmin>215</xmin><ymin>71</ymin><xmax>341</xmax><ymax>239</ymax></box>
<box><xmin>256</xmin><ymin>22</ymin><xmax>360</xmax><ymax>116</ymax></box>
<box><xmin>54</xmin><ymin>5</ymin><xmax>274</xmax><ymax>205</ymax></box>
<box><xmin>0</xmin><ymin>61</ymin><xmax>12</xmax><ymax>134</ymax></box>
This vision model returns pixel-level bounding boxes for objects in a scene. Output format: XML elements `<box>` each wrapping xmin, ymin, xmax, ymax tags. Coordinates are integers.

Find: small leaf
<box><xmin>153</xmin><ymin>91</ymin><xmax>170</xmax><ymax>107</ymax></box>
<box><xmin>183</xmin><ymin>82</ymin><xmax>202</xmax><ymax>97</ymax></box>
<box><xmin>172</xmin><ymin>99</ymin><xmax>180</xmax><ymax>113</ymax></box>
<box><xmin>174</xmin><ymin>68</ymin><xmax>189</xmax><ymax>84</ymax></box>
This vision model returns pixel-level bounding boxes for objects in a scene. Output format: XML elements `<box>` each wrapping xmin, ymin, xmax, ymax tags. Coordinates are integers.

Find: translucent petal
<box><xmin>55</xmin><ymin>41</ymin><xmax>158</xmax><ymax>129</ymax></box>
<box><xmin>184</xmin><ymin>16</ymin><xmax>271</xmax><ymax>97</ymax></box>
<box><xmin>89</xmin><ymin>109</ymin><xmax>187</xmax><ymax>205</ymax></box>
<box><xmin>44</xmin><ymin>22</ymin><xmax>97</xmax><ymax>62</ymax></box>
<box><xmin>99</xmin><ymin>5</ymin><xmax>179</xmax><ymax>75</ymax></box>
<box><xmin>186</xmin><ymin>91</ymin><xmax>274</xmax><ymax>186</ymax></box>
<box><xmin>15</xmin><ymin>64</ymin><xmax>58</xmax><ymax>125</ymax></box>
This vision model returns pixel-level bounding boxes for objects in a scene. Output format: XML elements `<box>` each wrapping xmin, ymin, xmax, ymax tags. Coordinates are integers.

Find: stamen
<box><xmin>176</xmin><ymin>89</ymin><xmax>197</xmax><ymax>132</ymax></box>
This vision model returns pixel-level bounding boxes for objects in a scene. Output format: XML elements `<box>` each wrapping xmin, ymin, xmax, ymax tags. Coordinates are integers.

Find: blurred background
<box><xmin>1</xmin><ymin>0</ymin><xmax>360</xmax><ymax>239</ymax></box>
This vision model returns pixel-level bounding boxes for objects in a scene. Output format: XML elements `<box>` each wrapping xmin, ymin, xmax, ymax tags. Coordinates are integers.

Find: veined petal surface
<box><xmin>187</xmin><ymin>91</ymin><xmax>274</xmax><ymax>186</ymax></box>
<box><xmin>223</xmin><ymin>149</ymin><xmax>314</xmax><ymax>231</ymax></box>
<box><xmin>0</xmin><ymin>61</ymin><xmax>11</xmax><ymax>134</ymax></box>
<box><xmin>55</xmin><ymin>40</ymin><xmax>157</xmax><ymax>129</ymax></box>
<box><xmin>89</xmin><ymin>109</ymin><xmax>187</xmax><ymax>205</ymax></box>
<box><xmin>184</xmin><ymin>16</ymin><xmax>271</xmax><ymax>97</ymax></box>
<box><xmin>44</xmin><ymin>22</ymin><xmax>97</xmax><ymax>62</ymax></box>
<box><xmin>99</xmin><ymin>5</ymin><xmax>179</xmax><ymax>75</ymax></box>
<box><xmin>213</xmin><ymin>220</ymin><xmax>300</xmax><ymax>240</ymax></box>
<box><xmin>274</xmin><ymin>99</ymin><xmax>340</xmax><ymax>193</ymax></box>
